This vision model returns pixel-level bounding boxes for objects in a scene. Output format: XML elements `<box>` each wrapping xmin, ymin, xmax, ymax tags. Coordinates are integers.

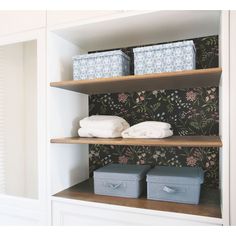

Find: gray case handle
<box><xmin>163</xmin><ymin>186</ymin><xmax>176</xmax><ymax>194</ymax></box>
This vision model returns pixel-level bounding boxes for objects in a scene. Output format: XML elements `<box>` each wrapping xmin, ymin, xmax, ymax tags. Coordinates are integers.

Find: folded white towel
<box><xmin>80</xmin><ymin>115</ymin><xmax>130</xmax><ymax>132</ymax></box>
<box><xmin>126</xmin><ymin>121</ymin><xmax>171</xmax><ymax>130</ymax></box>
<box><xmin>121</xmin><ymin>121</ymin><xmax>173</xmax><ymax>139</ymax></box>
<box><xmin>78</xmin><ymin>128</ymin><xmax>122</xmax><ymax>138</ymax></box>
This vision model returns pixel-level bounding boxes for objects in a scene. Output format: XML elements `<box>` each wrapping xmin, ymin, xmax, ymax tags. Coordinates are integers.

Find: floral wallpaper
<box><xmin>89</xmin><ymin>36</ymin><xmax>219</xmax><ymax>189</ymax></box>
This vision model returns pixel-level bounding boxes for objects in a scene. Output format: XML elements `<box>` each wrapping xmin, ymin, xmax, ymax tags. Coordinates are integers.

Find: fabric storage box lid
<box><xmin>147</xmin><ymin>166</ymin><xmax>204</xmax><ymax>185</ymax></box>
<box><xmin>133</xmin><ymin>40</ymin><xmax>196</xmax><ymax>53</ymax></box>
<box><xmin>73</xmin><ymin>50</ymin><xmax>130</xmax><ymax>60</ymax></box>
<box><xmin>94</xmin><ymin>164</ymin><xmax>151</xmax><ymax>181</ymax></box>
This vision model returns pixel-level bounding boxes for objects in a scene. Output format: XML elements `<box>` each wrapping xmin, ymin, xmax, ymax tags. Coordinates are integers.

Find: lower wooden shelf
<box><xmin>53</xmin><ymin>179</ymin><xmax>221</xmax><ymax>219</ymax></box>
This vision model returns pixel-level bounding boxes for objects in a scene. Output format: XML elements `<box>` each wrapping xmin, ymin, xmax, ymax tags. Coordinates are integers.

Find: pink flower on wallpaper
<box><xmin>140</xmin><ymin>96</ymin><xmax>145</xmax><ymax>101</ymax></box>
<box><xmin>118</xmin><ymin>155</ymin><xmax>128</xmax><ymax>164</ymax></box>
<box><xmin>186</xmin><ymin>156</ymin><xmax>197</xmax><ymax>166</ymax></box>
<box><xmin>186</xmin><ymin>91</ymin><xmax>197</xmax><ymax>101</ymax></box>
<box><xmin>118</xmin><ymin>93</ymin><xmax>128</xmax><ymax>103</ymax></box>
<box><xmin>140</xmin><ymin>160</ymin><xmax>145</xmax><ymax>164</ymax></box>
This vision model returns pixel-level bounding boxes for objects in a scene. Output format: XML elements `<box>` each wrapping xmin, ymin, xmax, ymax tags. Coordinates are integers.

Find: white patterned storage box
<box><xmin>133</xmin><ymin>40</ymin><xmax>196</xmax><ymax>75</ymax></box>
<box><xmin>73</xmin><ymin>50</ymin><xmax>130</xmax><ymax>80</ymax></box>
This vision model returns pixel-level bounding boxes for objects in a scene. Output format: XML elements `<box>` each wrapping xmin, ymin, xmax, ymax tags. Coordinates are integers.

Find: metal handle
<box><xmin>163</xmin><ymin>186</ymin><xmax>176</xmax><ymax>194</ymax></box>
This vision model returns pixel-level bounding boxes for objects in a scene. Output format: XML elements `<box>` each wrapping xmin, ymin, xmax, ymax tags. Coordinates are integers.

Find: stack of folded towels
<box><xmin>78</xmin><ymin>115</ymin><xmax>173</xmax><ymax>139</ymax></box>
<box><xmin>78</xmin><ymin>115</ymin><xmax>130</xmax><ymax>138</ymax></box>
<box><xmin>121</xmin><ymin>121</ymin><xmax>173</xmax><ymax>139</ymax></box>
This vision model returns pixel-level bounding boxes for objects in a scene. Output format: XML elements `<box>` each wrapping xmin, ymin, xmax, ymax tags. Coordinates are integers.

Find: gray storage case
<box><xmin>146</xmin><ymin>166</ymin><xmax>204</xmax><ymax>204</ymax></box>
<box><xmin>94</xmin><ymin>164</ymin><xmax>151</xmax><ymax>198</ymax></box>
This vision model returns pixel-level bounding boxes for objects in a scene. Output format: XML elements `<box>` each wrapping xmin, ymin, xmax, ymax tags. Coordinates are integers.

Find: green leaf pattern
<box><xmin>89</xmin><ymin>36</ymin><xmax>219</xmax><ymax>189</ymax></box>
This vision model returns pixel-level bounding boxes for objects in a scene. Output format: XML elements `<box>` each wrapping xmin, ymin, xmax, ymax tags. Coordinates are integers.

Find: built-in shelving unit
<box><xmin>49</xmin><ymin>10</ymin><xmax>228</xmax><ymax>226</ymax></box>
<box><xmin>50</xmin><ymin>64</ymin><xmax>222</xmax><ymax>223</ymax></box>
<box><xmin>54</xmin><ymin>179</ymin><xmax>221</xmax><ymax>219</ymax></box>
<box><xmin>50</xmin><ymin>68</ymin><xmax>222</xmax><ymax>95</ymax></box>
<box><xmin>50</xmin><ymin>63</ymin><xmax>222</xmax><ymax>222</ymax></box>
<box><xmin>50</xmin><ymin>136</ymin><xmax>222</xmax><ymax>147</ymax></box>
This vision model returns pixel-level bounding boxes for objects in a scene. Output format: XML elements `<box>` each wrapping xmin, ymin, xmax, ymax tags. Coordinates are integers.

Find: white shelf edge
<box><xmin>51</xmin><ymin>196</ymin><xmax>223</xmax><ymax>225</ymax></box>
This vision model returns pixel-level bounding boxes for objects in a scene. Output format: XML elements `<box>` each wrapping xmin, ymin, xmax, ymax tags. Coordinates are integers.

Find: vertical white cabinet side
<box><xmin>35</xmin><ymin>29</ymin><xmax>49</xmax><ymax>224</ymax></box>
<box><xmin>47</xmin><ymin>32</ymin><xmax>89</xmax><ymax>195</ymax></box>
<box><xmin>0</xmin><ymin>11</ymin><xmax>46</xmax><ymax>37</ymax></box>
<box><xmin>219</xmin><ymin>11</ymin><xmax>230</xmax><ymax>225</ymax></box>
<box><xmin>229</xmin><ymin>10</ymin><xmax>236</xmax><ymax>226</ymax></box>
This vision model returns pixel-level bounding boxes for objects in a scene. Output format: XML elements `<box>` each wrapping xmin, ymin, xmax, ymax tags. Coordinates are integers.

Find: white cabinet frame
<box><xmin>0</xmin><ymin>29</ymin><xmax>49</xmax><ymax>225</ymax></box>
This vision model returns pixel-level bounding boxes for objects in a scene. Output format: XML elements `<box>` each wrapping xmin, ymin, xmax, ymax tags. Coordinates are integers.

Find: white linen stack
<box><xmin>121</xmin><ymin>121</ymin><xmax>173</xmax><ymax>139</ymax></box>
<box><xmin>78</xmin><ymin>115</ymin><xmax>130</xmax><ymax>138</ymax></box>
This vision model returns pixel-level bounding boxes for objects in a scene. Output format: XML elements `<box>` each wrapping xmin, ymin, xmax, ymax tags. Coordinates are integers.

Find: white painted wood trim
<box><xmin>52</xmin><ymin>197</ymin><xmax>223</xmax><ymax>226</ymax></box>
<box><xmin>0</xmin><ymin>11</ymin><xmax>46</xmax><ymax>37</ymax></box>
<box><xmin>47</xmin><ymin>10</ymin><xmax>152</xmax><ymax>31</ymax></box>
<box><xmin>0</xmin><ymin>29</ymin><xmax>49</xmax><ymax>225</ymax></box>
<box><xmin>229</xmin><ymin>10</ymin><xmax>236</xmax><ymax>226</ymax></box>
<box><xmin>219</xmin><ymin>10</ymin><xmax>230</xmax><ymax>226</ymax></box>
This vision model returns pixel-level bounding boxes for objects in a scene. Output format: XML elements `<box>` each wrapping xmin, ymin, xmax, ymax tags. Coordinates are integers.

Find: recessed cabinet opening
<box><xmin>49</xmin><ymin>10</ymin><xmax>226</xmax><ymax>224</ymax></box>
<box><xmin>0</xmin><ymin>40</ymin><xmax>38</xmax><ymax>199</ymax></box>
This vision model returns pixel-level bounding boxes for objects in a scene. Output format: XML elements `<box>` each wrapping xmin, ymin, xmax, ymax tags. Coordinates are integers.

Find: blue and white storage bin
<box><xmin>94</xmin><ymin>164</ymin><xmax>151</xmax><ymax>198</ymax></box>
<box><xmin>133</xmin><ymin>40</ymin><xmax>196</xmax><ymax>75</ymax></box>
<box><xmin>146</xmin><ymin>166</ymin><xmax>204</xmax><ymax>204</ymax></box>
<box><xmin>73</xmin><ymin>50</ymin><xmax>130</xmax><ymax>80</ymax></box>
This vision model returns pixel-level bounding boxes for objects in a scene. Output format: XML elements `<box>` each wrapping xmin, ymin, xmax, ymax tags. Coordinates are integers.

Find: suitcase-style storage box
<box><xmin>73</xmin><ymin>50</ymin><xmax>130</xmax><ymax>80</ymax></box>
<box><xmin>94</xmin><ymin>164</ymin><xmax>151</xmax><ymax>198</ymax></box>
<box><xmin>146</xmin><ymin>166</ymin><xmax>204</xmax><ymax>204</ymax></box>
<box><xmin>133</xmin><ymin>40</ymin><xmax>196</xmax><ymax>75</ymax></box>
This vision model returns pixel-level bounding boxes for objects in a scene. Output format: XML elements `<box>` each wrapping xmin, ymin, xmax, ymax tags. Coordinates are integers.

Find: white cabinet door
<box><xmin>230</xmin><ymin>10</ymin><xmax>236</xmax><ymax>226</ymax></box>
<box><xmin>0</xmin><ymin>11</ymin><xmax>46</xmax><ymax>36</ymax></box>
<box><xmin>52</xmin><ymin>199</ymin><xmax>222</xmax><ymax>226</ymax></box>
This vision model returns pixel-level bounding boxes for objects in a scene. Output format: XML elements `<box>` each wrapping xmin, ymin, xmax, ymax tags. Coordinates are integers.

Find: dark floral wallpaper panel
<box><xmin>89</xmin><ymin>36</ymin><xmax>219</xmax><ymax>189</ymax></box>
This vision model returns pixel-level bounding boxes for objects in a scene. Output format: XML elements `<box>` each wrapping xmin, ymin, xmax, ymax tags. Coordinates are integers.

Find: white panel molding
<box><xmin>52</xmin><ymin>198</ymin><xmax>223</xmax><ymax>226</ymax></box>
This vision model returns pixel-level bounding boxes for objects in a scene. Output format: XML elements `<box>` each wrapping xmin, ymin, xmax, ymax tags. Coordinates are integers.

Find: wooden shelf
<box><xmin>50</xmin><ymin>68</ymin><xmax>222</xmax><ymax>95</ymax></box>
<box><xmin>53</xmin><ymin>179</ymin><xmax>221</xmax><ymax>219</ymax></box>
<box><xmin>50</xmin><ymin>136</ymin><xmax>222</xmax><ymax>147</ymax></box>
